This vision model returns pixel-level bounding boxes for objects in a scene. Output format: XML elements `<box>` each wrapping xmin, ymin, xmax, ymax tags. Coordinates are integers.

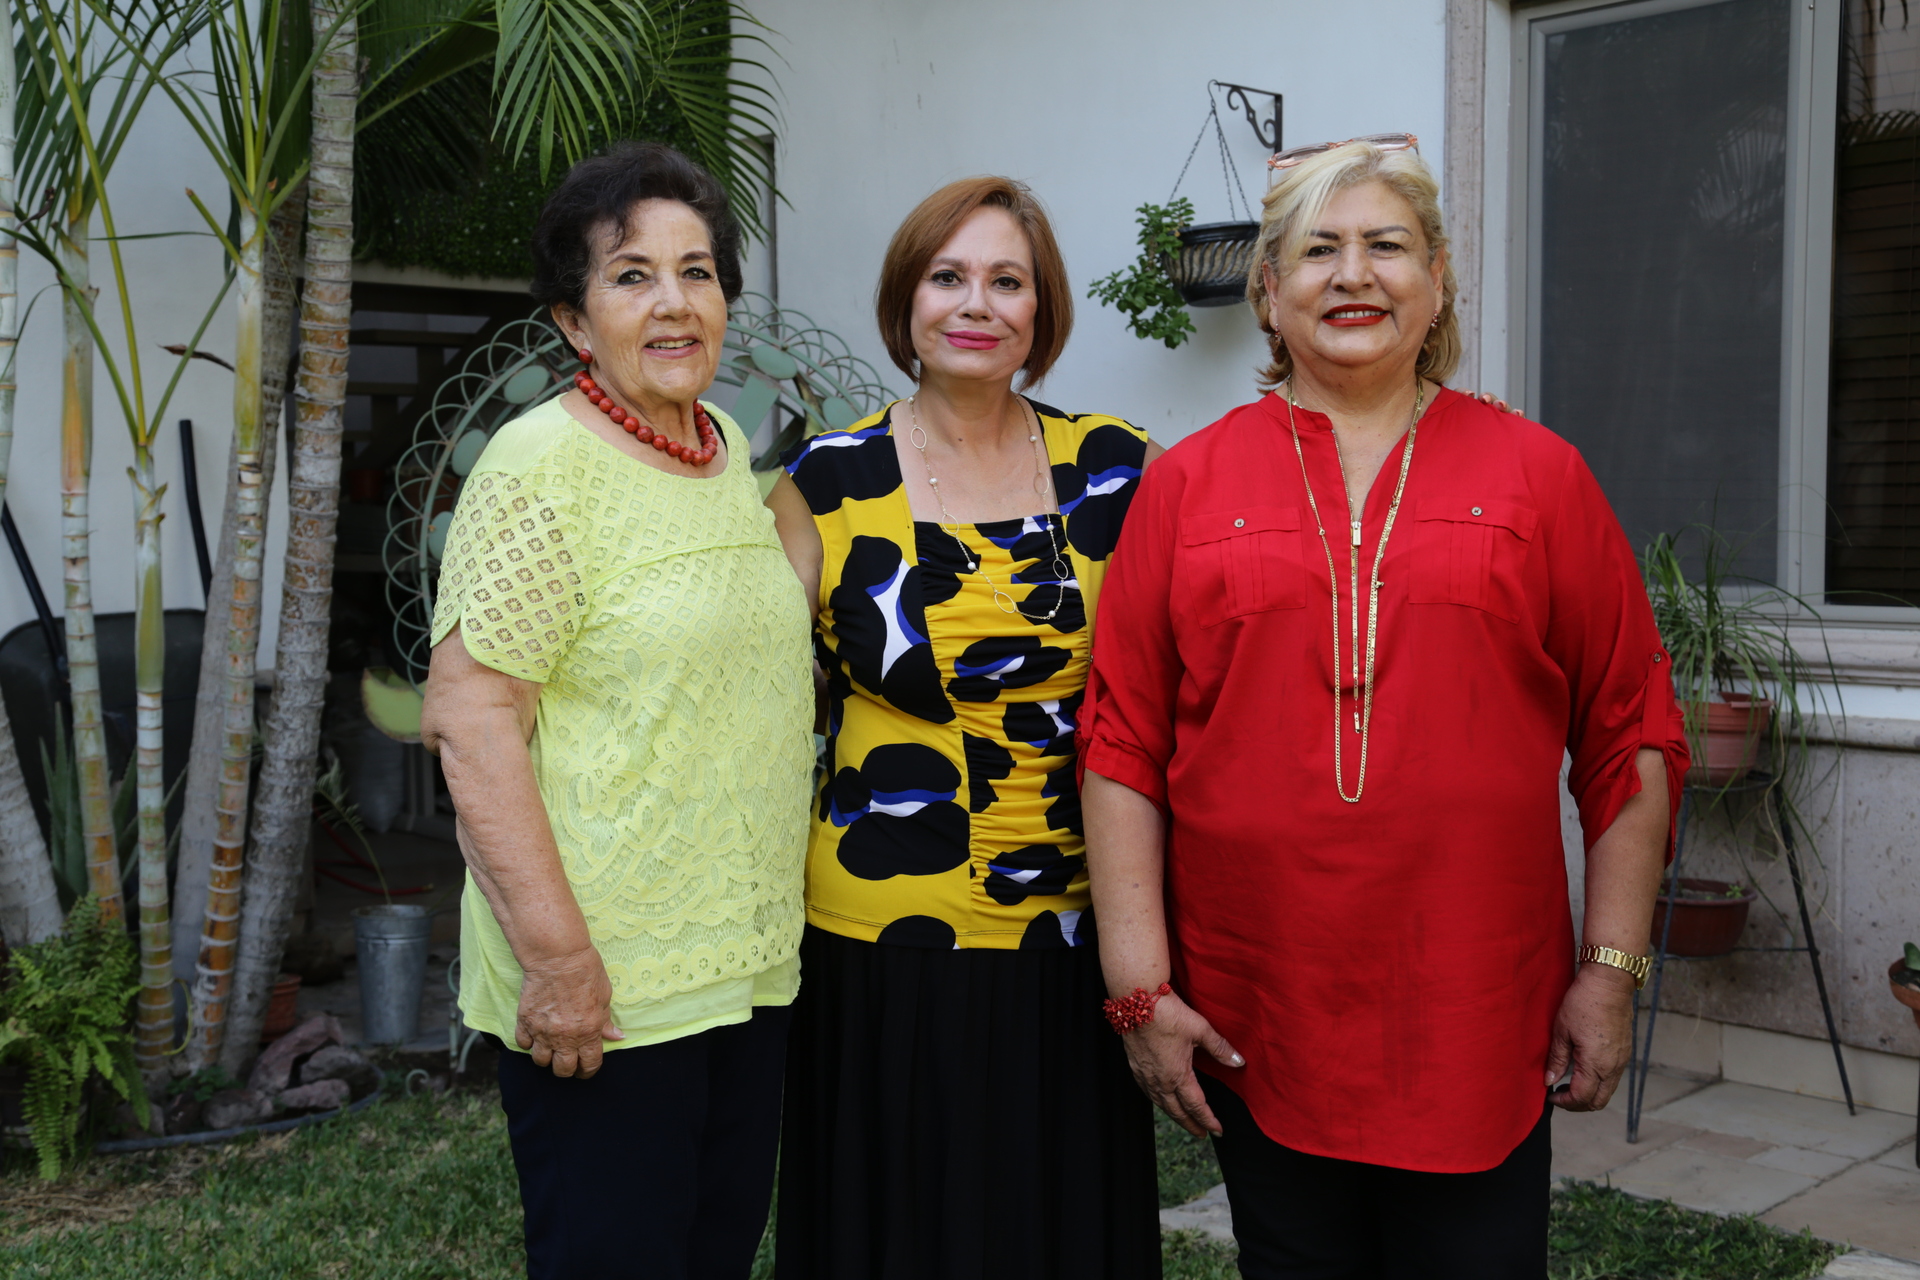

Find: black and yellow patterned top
<box><xmin>781</xmin><ymin>399</ymin><xmax>1149</xmax><ymax>950</ymax></box>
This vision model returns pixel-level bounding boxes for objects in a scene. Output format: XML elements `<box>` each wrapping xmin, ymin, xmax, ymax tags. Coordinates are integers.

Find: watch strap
<box><xmin>1578</xmin><ymin>944</ymin><xmax>1652</xmax><ymax>990</ymax></box>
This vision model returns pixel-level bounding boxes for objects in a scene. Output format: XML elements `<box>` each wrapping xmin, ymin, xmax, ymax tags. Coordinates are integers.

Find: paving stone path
<box><xmin>1159</xmin><ymin>1068</ymin><xmax>1920</xmax><ymax>1276</ymax></box>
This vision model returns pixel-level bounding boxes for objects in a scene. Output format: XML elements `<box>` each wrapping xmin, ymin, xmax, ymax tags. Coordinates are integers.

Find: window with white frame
<box><xmin>1503</xmin><ymin>0</ymin><xmax>1919</xmax><ymax>613</ymax></box>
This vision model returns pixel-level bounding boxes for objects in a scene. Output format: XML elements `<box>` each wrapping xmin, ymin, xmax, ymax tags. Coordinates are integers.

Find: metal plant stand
<box><xmin>1624</xmin><ymin>771</ymin><xmax>1855</xmax><ymax>1142</ymax></box>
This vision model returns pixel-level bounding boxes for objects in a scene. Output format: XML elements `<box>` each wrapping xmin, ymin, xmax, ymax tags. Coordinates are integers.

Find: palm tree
<box><xmin>220</xmin><ymin>0</ymin><xmax>355</xmax><ymax>1065</ymax></box>
<box><xmin>14</xmin><ymin>0</ymin><xmax>228</xmax><ymax>1062</ymax></box>
<box><xmin>62</xmin><ymin>0</ymin><xmax>347</xmax><ymax>1067</ymax></box>
<box><xmin>0</xmin><ymin>0</ymin><xmax>63</xmax><ymax>948</ymax></box>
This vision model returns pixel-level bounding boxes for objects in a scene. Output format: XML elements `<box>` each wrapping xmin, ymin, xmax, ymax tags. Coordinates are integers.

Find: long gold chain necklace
<box><xmin>1285</xmin><ymin>378</ymin><xmax>1425</xmax><ymax>803</ymax></box>
<box><xmin>906</xmin><ymin>395</ymin><xmax>1068</xmax><ymax>620</ymax></box>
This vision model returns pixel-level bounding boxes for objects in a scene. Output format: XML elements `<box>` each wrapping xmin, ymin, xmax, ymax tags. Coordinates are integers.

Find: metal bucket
<box><xmin>353</xmin><ymin>905</ymin><xmax>432</xmax><ymax>1044</ymax></box>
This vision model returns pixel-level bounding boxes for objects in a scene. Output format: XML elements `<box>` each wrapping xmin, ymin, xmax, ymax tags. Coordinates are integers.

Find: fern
<box><xmin>0</xmin><ymin>896</ymin><xmax>149</xmax><ymax>1179</ymax></box>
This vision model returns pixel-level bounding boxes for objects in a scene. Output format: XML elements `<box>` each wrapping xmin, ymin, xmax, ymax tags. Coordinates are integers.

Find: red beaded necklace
<box><xmin>572</xmin><ymin>346</ymin><xmax>718</xmax><ymax>467</ymax></box>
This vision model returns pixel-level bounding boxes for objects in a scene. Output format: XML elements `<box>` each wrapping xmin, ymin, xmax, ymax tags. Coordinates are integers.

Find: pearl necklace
<box><xmin>1285</xmin><ymin>378</ymin><xmax>1425</xmax><ymax>804</ymax></box>
<box><xmin>905</xmin><ymin>395</ymin><xmax>1069</xmax><ymax>621</ymax></box>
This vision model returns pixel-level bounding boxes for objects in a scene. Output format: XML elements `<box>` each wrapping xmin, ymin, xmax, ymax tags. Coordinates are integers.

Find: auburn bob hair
<box><xmin>875</xmin><ymin>176</ymin><xmax>1072</xmax><ymax>388</ymax></box>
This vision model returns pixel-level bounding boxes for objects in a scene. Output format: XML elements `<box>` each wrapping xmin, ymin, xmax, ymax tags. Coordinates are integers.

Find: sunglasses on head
<box><xmin>1266</xmin><ymin>133</ymin><xmax>1420</xmax><ymax>172</ymax></box>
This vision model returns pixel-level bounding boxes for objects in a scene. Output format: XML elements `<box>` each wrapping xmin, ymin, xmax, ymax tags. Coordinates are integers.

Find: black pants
<box><xmin>1201</xmin><ymin>1076</ymin><xmax>1551</xmax><ymax>1280</ymax></box>
<box><xmin>495</xmin><ymin>1005</ymin><xmax>792</xmax><ymax>1280</ymax></box>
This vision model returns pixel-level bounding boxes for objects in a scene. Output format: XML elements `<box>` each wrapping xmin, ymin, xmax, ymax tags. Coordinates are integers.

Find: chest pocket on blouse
<box><xmin>1180</xmin><ymin>505</ymin><xmax>1305</xmax><ymax>627</ymax></box>
<box><xmin>1406</xmin><ymin>500</ymin><xmax>1539</xmax><ymax>623</ymax></box>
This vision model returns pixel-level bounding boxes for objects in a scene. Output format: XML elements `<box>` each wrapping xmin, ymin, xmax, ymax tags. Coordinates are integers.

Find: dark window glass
<box><xmin>1826</xmin><ymin>1</ymin><xmax>1920</xmax><ymax>606</ymax></box>
<box><xmin>1535</xmin><ymin>0</ymin><xmax>1789</xmax><ymax>580</ymax></box>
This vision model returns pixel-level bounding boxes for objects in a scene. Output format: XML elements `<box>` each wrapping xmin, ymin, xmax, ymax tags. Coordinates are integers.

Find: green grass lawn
<box><xmin>0</xmin><ymin>1088</ymin><xmax>1836</xmax><ymax>1279</ymax></box>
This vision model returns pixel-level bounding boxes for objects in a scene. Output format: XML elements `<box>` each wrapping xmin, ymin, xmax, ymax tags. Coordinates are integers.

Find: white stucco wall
<box><xmin>739</xmin><ymin>0</ymin><xmax>1449</xmax><ymax>445</ymax></box>
<box><xmin>0</xmin><ymin>93</ymin><xmax>275</xmax><ymax>650</ymax></box>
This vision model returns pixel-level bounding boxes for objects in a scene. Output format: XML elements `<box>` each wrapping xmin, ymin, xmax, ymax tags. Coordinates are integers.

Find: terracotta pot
<box><xmin>1890</xmin><ymin>960</ymin><xmax>1920</xmax><ymax>1032</ymax></box>
<box><xmin>260</xmin><ymin>973</ymin><xmax>303</xmax><ymax>1045</ymax></box>
<box><xmin>1651</xmin><ymin>877</ymin><xmax>1756</xmax><ymax>956</ymax></box>
<box><xmin>1685</xmin><ymin>696</ymin><xmax>1773</xmax><ymax>785</ymax></box>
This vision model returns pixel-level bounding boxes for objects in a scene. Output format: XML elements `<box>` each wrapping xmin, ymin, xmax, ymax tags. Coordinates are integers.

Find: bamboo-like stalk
<box><xmin>185</xmin><ymin>214</ymin><xmax>268</xmax><ymax>1067</ymax></box>
<box><xmin>223</xmin><ymin>0</ymin><xmax>355</xmax><ymax>1066</ymax></box>
<box><xmin>129</xmin><ymin>460</ymin><xmax>168</xmax><ymax>1062</ymax></box>
<box><xmin>0</xmin><ymin>0</ymin><xmax>61</xmax><ymax>947</ymax></box>
<box><xmin>171</xmin><ymin>197</ymin><xmax>296</xmax><ymax>985</ymax></box>
<box><xmin>58</xmin><ymin>211</ymin><xmax>118</xmax><ymax>919</ymax></box>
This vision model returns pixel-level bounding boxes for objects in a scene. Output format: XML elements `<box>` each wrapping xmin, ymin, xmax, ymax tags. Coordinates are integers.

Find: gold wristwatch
<box><xmin>1578</xmin><ymin>945</ymin><xmax>1652</xmax><ymax>990</ymax></box>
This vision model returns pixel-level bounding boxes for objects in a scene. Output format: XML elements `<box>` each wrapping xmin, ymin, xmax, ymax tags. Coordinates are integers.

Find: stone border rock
<box><xmin>93</xmin><ymin>1087</ymin><xmax>383</xmax><ymax>1155</ymax></box>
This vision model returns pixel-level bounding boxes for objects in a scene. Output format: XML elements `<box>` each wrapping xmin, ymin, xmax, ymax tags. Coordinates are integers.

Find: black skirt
<box><xmin>775</xmin><ymin>925</ymin><xmax>1163</xmax><ymax>1280</ymax></box>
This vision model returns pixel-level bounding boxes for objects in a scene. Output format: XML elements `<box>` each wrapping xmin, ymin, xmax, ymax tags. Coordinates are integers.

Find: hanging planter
<box><xmin>1165</xmin><ymin>221</ymin><xmax>1260</xmax><ymax>307</ymax></box>
<box><xmin>1090</xmin><ymin>84</ymin><xmax>1273</xmax><ymax>346</ymax></box>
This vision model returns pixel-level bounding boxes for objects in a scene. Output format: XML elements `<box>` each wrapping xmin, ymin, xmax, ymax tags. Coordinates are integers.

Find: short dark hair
<box><xmin>529</xmin><ymin>141</ymin><xmax>744</xmax><ymax>310</ymax></box>
<box><xmin>875</xmin><ymin>176</ymin><xmax>1072</xmax><ymax>388</ymax></box>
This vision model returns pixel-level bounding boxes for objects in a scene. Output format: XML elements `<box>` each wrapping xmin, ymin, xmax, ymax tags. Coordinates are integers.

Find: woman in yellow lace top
<box><xmin>764</xmin><ymin>177</ymin><xmax>1166</xmax><ymax>1279</ymax></box>
<box><xmin>420</xmin><ymin>143</ymin><xmax>815</xmax><ymax>1280</ymax></box>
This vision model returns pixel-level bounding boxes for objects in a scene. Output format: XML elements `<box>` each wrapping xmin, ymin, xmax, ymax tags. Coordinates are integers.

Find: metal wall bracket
<box><xmin>1215</xmin><ymin>81</ymin><xmax>1283</xmax><ymax>152</ymax></box>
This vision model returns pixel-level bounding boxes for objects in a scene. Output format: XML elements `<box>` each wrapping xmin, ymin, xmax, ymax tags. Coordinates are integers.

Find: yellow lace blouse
<box><xmin>431</xmin><ymin>397</ymin><xmax>815</xmax><ymax>1048</ymax></box>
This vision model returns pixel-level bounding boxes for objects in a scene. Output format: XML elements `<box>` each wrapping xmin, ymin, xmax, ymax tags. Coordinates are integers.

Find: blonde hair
<box><xmin>1245</xmin><ymin>141</ymin><xmax>1459</xmax><ymax>389</ymax></box>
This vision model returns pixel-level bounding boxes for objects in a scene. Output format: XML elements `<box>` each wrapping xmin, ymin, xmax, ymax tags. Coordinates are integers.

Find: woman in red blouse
<box><xmin>1080</xmin><ymin>137</ymin><xmax>1689</xmax><ymax>1277</ymax></box>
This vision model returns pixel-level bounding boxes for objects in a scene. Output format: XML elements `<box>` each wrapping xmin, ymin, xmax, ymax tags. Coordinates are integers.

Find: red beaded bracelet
<box><xmin>1102</xmin><ymin>983</ymin><xmax>1173</xmax><ymax>1034</ymax></box>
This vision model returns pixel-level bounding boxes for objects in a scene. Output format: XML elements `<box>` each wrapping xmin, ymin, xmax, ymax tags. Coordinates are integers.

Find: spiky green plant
<box><xmin>1641</xmin><ymin>524</ymin><xmax>1842</xmax><ymax>881</ymax></box>
<box><xmin>37</xmin><ymin>723</ymin><xmax>179</xmax><ymax>912</ymax></box>
<box><xmin>0</xmin><ymin>895</ymin><xmax>148</xmax><ymax>1178</ymax></box>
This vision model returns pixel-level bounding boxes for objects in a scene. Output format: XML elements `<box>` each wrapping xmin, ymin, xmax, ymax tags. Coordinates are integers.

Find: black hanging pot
<box><xmin>1165</xmin><ymin>221</ymin><xmax>1260</xmax><ymax>307</ymax></box>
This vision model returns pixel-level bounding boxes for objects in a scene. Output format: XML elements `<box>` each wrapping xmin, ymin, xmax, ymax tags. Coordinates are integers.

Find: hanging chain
<box><xmin>1169</xmin><ymin>90</ymin><xmax>1258</xmax><ymax>221</ymax></box>
<box><xmin>1212</xmin><ymin>100</ymin><xmax>1256</xmax><ymax>222</ymax></box>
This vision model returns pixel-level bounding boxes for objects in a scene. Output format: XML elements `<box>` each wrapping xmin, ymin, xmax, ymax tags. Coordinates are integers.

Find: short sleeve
<box><xmin>429</xmin><ymin>468</ymin><xmax>589</xmax><ymax>683</ymax></box>
<box><xmin>1078</xmin><ymin>458</ymin><xmax>1184</xmax><ymax>810</ymax></box>
<box><xmin>1541</xmin><ymin>450</ymin><xmax>1690</xmax><ymax>853</ymax></box>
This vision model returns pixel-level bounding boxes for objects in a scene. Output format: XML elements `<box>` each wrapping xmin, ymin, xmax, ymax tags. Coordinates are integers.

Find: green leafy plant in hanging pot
<box><xmin>1088</xmin><ymin>198</ymin><xmax>1199</xmax><ymax>349</ymax></box>
<box><xmin>1090</xmin><ymin>94</ymin><xmax>1265</xmax><ymax>348</ymax></box>
<box><xmin>0</xmin><ymin>895</ymin><xmax>148</xmax><ymax>1177</ymax></box>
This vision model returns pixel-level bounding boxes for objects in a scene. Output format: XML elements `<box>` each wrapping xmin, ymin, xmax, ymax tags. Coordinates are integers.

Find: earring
<box><xmin>1430</xmin><ymin>313</ymin><xmax>1440</xmax><ymax>329</ymax></box>
<box><xmin>577</xmin><ymin>347</ymin><xmax>593</xmax><ymax>365</ymax></box>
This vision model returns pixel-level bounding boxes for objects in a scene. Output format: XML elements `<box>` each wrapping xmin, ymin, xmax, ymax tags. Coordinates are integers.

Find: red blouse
<box><xmin>1080</xmin><ymin>388</ymin><xmax>1687</xmax><ymax>1173</ymax></box>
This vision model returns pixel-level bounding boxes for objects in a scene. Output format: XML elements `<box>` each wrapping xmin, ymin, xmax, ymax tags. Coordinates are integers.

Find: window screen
<box><xmin>1826</xmin><ymin>1</ymin><xmax>1920</xmax><ymax>606</ymax></box>
<box><xmin>1532</xmin><ymin>0</ymin><xmax>1789</xmax><ymax>580</ymax></box>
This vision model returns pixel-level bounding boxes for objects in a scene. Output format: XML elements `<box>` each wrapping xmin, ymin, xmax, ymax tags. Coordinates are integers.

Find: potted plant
<box><xmin>1642</xmin><ymin>525</ymin><xmax>1836</xmax><ymax>790</ymax></box>
<box><xmin>1088</xmin><ymin>199</ymin><xmax>1201</xmax><ymax>349</ymax></box>
<box><xmin>1891</xmin><ymin>941</ymin><xmax>1920</xmax><ymax>1031</ymax></box>
<box><xmin>1088</xmin><ymin>198</ymin><xmax>1263</xmax><ymax>352</ymax></box>
<box><xmin>1652</xmin><ymin>878</ymin><xmax>1759</xmax><ymax>957</ymax></box>
<box><xmin>1641</xmin><ymin>525</ymin><xmax>1843</xmax><ymax>958</ymax></box>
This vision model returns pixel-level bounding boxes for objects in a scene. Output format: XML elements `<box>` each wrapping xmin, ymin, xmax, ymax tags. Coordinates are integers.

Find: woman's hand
<box><xmin>515</xmin><ymin>945</ymin><xmax>624</xmax><ymax>1079</ymax></box>
<box><xmin>1463</xmin><ymin>389</ymin><xmax>1515</xmax><ymax>413</ymax></box>
<box><xmin>1546</xmin><ymin>965</ymin><xmax>1637</xmax><ymax>1111</ymax></box>
<box><xmin>1553</xmin><ymin>749</ymin><xmax>1668</xmax><ymax>1111</ymax></box>
<box><xmin>1120</xmin><ymin>993</ymin><xmax>1245</xmax><ymax>1137</ymax></box>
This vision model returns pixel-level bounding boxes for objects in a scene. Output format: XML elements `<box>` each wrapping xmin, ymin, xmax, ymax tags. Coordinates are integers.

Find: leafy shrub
<box><xmin>0</xmin><ymin>896</ymin><xmax>148</xmax><ymax>1178</ymax></box>
<box><xmin>1088</xmin><ymin>199</ymin><xmax>1200</xmax><ymax>349</ymax></box>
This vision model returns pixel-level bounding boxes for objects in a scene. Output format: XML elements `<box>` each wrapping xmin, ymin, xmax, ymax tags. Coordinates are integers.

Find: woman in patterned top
<box><xmin>764</xmin><ymin>176</ymin><xmax>1165</xmax><ymax>1279</ymax></box>
<box><xmin>420</xmin><ymin>143</ymin><xmax>816</xmax><ymax>1279</ymax></box>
